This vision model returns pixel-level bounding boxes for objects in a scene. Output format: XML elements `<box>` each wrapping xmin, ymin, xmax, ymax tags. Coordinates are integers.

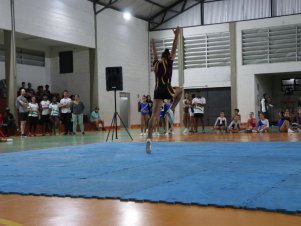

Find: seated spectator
<box><xmin>232</xmin><ymin>108</ymin><xmax>241</xmax><ymax>121</ymax></box>
<box><xmin>256</xmin><ymin>113</ymin><xmax>269</xmax><ymax>133</ymax></box>
<box><xmin>214</xmin><ymin>111</ymin><xmax>227</xmax><ymax>133</ymax></box>
<box><xmin>278</xmin><ymin>111</ymin><xmax>297</xmax><ymax>133</ymax></box>
<box><xmin>245</xmin><ymin>112</ymin><xmax>257</xmax><ymax>133</ymax></box>
<box><xmin>228</xmin><ymin>115</ymin><xmax>241</xmax><ymax>133</ymax></box>
<box><xmin>90</xmin><ymin>107</ymin><xmax>105</xmax><ymax>131</ymax></box>
<box><xmin>1</xmin><ymin>107</ymin><xmax>18</xmax><ymax>136</ymax></box>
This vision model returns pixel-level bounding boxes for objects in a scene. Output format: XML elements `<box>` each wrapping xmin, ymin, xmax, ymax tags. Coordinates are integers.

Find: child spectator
<box><xmin>192</xmin><ymin>94</ymin><xmax>206</xmax><ymax>133</ymax></box>
<box><xmin>1</xmin><ymin>107</ymin><xmax>18</xmax><ymax>136</ymax></box>
<box><xmin>164</xmin><ymin>99</ymin><xmax>174</xmax><ymax>135</ymax></box>
<box><xmin>90</xmin><ymin>107</ymin><xmax>105</xmax><ymax>131</ymax></box>
<box><xmin>139</xmin><ymin>95</ymin><xmax>149</xmax><ymax>136</ymax></box>
<box><xmin>278</xmin><ymin>111</ymin><xmax>296</xmax><ymax>133</ymax></box>
<box><xmin>183</xmin><ymin>93</ymin><xmax>192</xmax><ymax>134</ymax></box>
<box><xmin>233</xmin><ymin>108</ymin><xmax>241</xmax><ymax>121</ymax></box>
<box><xmin>214</xmin><ymin>111</ymin><xmax>227</xmax><ymax>133</ymax></box>
<box><xmin>71</xmin><ymin>94</ymin><xmax>85</xmax><ymax>135</ymax></box>
<box><xmin>246</xmin><ymin>112</ymin><xmax>257</xmax><ymax>133</ymax></box>
<box><xmin>228</xmin><ymin>115</ymin><xmax>241</xmax><ymax>133</ymax></box>
<box><xmin>256</xmin><ymin>112</ymin><xmax>269</xmax><ymax>133</ymax></box>
<box><xmin>40</xmin><ymin>94</ymin><xmax>50</xmax><ymax>135</ymax></box>
<box><xmin>49</xmin><ymin>96</ymin><xmax>60</xmax><ymax>135</ymax></box>
<box><xmin>28</xmin><ymin>96</ymin><xmax>39</xmax><ymax>136</ymax></box>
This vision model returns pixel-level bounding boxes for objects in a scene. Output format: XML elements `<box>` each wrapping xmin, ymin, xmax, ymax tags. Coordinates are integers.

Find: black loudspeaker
<box><xmin>106</xmin><ymin>67</ymin><xmax>123</xmax><ymax>91</ymax></box>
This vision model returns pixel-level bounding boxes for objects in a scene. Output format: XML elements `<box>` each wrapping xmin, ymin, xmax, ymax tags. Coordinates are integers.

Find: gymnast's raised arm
<box><xmin>170</xmin><ymin>26</ymin><xmax>180</xmax><ymax>60</ymax></box>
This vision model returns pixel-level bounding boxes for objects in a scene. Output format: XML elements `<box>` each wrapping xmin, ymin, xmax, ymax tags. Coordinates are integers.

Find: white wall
<box><xmin>14</xmin><ymin>0</ymin><xmax>95</xmax><ymax>48</ymax></box>
<box><xmin>236</xmin><ymin>15</ymin><xmax>301</xmax><ymax>121</ymax></box>
<box><xmin>0</xmin><ymin>0</ymin><xmax>11</xmax><ymax>30</ymax></box>
<box><xmin>97</xmin><ymin>9</ymin><xmax>149</xmax><ymax>126</ymax></box>
<box><xmin>50</xmin><ymin>46</ymin><xmax>91</xmax><ymax>113</ymax></box>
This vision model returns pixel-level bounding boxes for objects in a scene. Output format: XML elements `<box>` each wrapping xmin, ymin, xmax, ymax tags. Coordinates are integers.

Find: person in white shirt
<box><xmin>40</xmin><ymin>94</ymin><xmax>50</xmax><ymax>135</ymax></box>
<box><xmin>260</xmin><ymin>93</ymin><xmax>273</xmax><ymax>120</ymax></box>
<box><xmin>60</xmin><ymin>90</ymin><xmax>72</xmax><ymax>135</ymax></box>
<box><xmin>192</xmin><ymin>93</ymin><xmax>206</xmax><ymax>133</ymax></box>
<box><xmin>228</xmin><ymin>115</ymin><xmax>242</xmax><ymax>133</ymax></box>
<box><xmin>49</xmin><ymin>96</ymin><xmax>60</xmax><ymax>135</ymax></box>
<box><xmin>16</xmin><ymin>89</ymin><xmax>29</xmax><ymax>137</ymax></box>
<box><xmin>214</xmin><ymin>111</ymin><xmax>227</xmax><ymax>133</ymax></box>
<box><xmin>256</xmin><ymin>112</ymin><xmax>270</xmax><ymax>133</ymax></box>
<box><xmin>28</xmin><ymin>96</ymin><xmax>39</xmax><ymax>136</ymax></box>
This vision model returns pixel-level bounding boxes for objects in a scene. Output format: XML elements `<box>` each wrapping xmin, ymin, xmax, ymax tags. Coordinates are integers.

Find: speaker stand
<box><xmin>106</xmin><ymin>90</ymin><xmax>133</xmax><ymax>142</ymax></box>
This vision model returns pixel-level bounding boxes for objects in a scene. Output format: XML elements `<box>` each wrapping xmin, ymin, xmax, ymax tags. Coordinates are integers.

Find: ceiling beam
<box><xmin>95</xmin><ymin>0</ymin><xmax>119</xmax><ymax>15</ymax></box>
<box><xmin>149</xmin><ymin>0</ymin><xmax>225</xmax><ymax>30</ymax></box>
<box><xmin>144</xmin><ymin>0</ymin><xmax>179</xmax><ymax>13</ymax></box>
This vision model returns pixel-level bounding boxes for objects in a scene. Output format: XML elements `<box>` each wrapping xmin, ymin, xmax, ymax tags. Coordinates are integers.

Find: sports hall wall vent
<box><xmin>183</xmin><ymin>32</ymin><xmax>230</xmax><ymax>69</ymax></box>
<box><xmin>150</xmin><ymin>38</ymin><xmax>178</xmax><ymax>71</ymax></box>
<box><xmin>0</xmin><ymin>44</ymin><xmax>45</xmax><ymax>67</ymax></box>
<box><xmin>242</xmin><ymin>24</ymin><xmax>301</xmax><ymax>65</ymax></box>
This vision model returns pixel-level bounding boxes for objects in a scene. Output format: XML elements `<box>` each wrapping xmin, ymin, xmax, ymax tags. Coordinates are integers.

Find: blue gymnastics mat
<box><xmin>0</xmin><ymin>142</ymin><xmax>300</xmax><ymax>214</ymax></box>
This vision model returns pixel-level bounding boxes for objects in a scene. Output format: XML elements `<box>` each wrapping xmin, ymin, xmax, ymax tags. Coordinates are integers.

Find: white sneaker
<box><xmin>165</xmin><ymin>132</ymin><xmax>169</xmax><ymax>135</ymax></box>
<box><xmin>140</xmin><ymin>133</ymin><xmax>144</xmax><ymax>136</ymax></box>
<box><xmin>288</xmin><ymin>128</ymin><xmax>295</xmax><ymax>133</ymax></box>
<box><xmin>169</xmin><ymin>131</ymin><xmax>175</xmax><ymax>135</ymax></box>
<box><xmin>146</xmin><ymin>139</ymin><xmax>151</xmax><ymax>154</ymax></box>
<box><xmin>166</xmin><ymin>109</ymin><xmax>174</xmax><ymax>125</ymax></box>
<box><xmin>183</xmin><ymin>128</ymin><xmax>188</xmax><ymax>134</ymax></box>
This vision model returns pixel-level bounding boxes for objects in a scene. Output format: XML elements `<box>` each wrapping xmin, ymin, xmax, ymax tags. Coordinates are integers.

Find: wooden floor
<box><xmin>0</xmin><ymin>129</ymin><xmax>300</xmax><ymax>226</ymax></box>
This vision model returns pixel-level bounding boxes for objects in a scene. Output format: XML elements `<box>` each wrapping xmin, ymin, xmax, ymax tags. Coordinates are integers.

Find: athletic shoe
<box><xmin>140</xmin><ymin>133</ymin><xmax>144</xmax><ymax>136</ymax></box>
<box><xmin>146</xmin><ymin>139</ymin><xmax>151</xmax><ymax>154</ymax></box>
<box><xmin>166</xmin><ymin>109</ymin><xmax>174</xmax><ymax>125</ymax></box>
<box><xmin>288</xmin><ymin>128</ymin><xmax>295</xmax><ymax>133</ymax></box>
<box><xmin>165</xmin><ymin>132</ymin><xmax>169</xmax><ymax>135</ymax></box>
<box><xmin>183</xmin><ymin>128</ymin><xmax>188</xmax><ymax>134</ymax></box>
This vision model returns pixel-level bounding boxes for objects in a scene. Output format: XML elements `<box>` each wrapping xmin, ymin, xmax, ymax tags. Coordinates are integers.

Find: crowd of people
<box><xmin>1</xmin><ymin>80</ymin><xmax>301</xmax><ymax>140</ymax></box>
<box><xmin>0</xmin><ymin>82</ymin><xmax>106</xmax><ymax>138</ymax></box>
<box><xmin>137</xmin><ymin>92</ymin><xmax>301</xmax><ymax>137</ymax></box>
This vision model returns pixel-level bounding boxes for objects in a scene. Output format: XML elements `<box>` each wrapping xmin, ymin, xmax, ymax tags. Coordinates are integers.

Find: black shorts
<box><xmin>194</xmin><ymin>113</ymin><xmax>204</xmax><ymax>118</ymax></box>
<box><xmin>154</xmin><ymin>85</ymin><xmax>175</xmax><ymax>100</ymax></box>
<box><xmin>19</xmin><ymin>112</ymin><xmax>28</xmax><ymax>121</ymax></box>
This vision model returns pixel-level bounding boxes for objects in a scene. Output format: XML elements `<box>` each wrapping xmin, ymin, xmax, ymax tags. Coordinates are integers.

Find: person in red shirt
<box><xmin>246</xmin><ymin>112</ymin><xmax>257</xmax><ymax>132</ymax></box>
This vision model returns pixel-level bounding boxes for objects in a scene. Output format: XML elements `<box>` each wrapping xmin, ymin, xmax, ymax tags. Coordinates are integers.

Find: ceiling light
<box><xmin>123</xmin><ymin>12</ymin><xmax>131</xmax><ymax>20</ymax></box>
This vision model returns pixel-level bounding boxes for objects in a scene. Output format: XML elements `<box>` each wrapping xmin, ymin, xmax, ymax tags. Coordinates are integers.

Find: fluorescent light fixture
<box><xmin>123</xmin><ymin>12</ymin><xmax>131</xmax><ymax>20</ymax></box>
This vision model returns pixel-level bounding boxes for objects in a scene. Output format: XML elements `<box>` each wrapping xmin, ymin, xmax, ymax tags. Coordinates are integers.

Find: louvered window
<box><xmin>150</xmin><ymin>38</ymin><xmax>178</xmax><ymax>71</ymax></box>
<box><xmin>16</xmin><ymin>48</ymin><xmax>45</xmax><ymax>67</ymax></box>
<box><xmin>242</xmin><ymin>24</ymin><xmax>301</xmax><ymax>65</ymax></box>
<box><xmin>184</xmin><ymin>32</ymin><xmax>230</xmax><ymax>69</ymax></box>
<box><xmin>0</xmin><ymin>45</ymin><xmax>45</xmax><ymax>67</ymax></box>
